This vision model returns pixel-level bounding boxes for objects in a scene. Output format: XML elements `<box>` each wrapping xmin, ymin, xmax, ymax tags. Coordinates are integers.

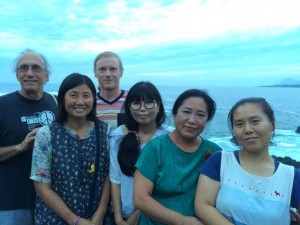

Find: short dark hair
<box><xmin>93</xmin><ymin>51</ymin><xmax>123</xmax><ymax>73</ymax></box>
<box><xmin>172</xmin><ymin>89</ymin><xmax>216</xmax><ymax>122</ymax></box>
<box><xmin>56</xmin><ymin>73</ymin><xmax>98</xmax><ymax>124</ymax></box>
<box><xmin>14</xmin><ymin>49</ymin><xmax>51</xmax><ymax>75</ymax></box>
<box><xmin>118</xmin><ymin>81</ymin><xmax>166</xmax><ymax>176</ymax></box>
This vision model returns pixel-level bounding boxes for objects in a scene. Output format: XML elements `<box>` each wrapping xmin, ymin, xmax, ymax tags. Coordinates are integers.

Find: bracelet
<box><xmin>74</xmin><ymin>216</ymin><xmax>80</xmax><ymax>225</ymax></box>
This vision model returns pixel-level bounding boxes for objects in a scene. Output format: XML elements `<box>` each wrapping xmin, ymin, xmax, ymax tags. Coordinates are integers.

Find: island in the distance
<box><xmin>261</xmin><ymin>78</ymin><xmax>300</xmax><ymax>88</ymax></box>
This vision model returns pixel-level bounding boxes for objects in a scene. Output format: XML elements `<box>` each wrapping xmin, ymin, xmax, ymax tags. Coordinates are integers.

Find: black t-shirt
<box><xmin>0</xmin><ymin>91</ymin><xmax>58</xmax><ymax>210</ymax></box>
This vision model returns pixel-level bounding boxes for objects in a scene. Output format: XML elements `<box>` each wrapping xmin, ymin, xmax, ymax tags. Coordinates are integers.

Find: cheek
<box><xmin>130</xmin><ymin>111</ymin><xmax>138</xmax><ymax>120</ymax></box>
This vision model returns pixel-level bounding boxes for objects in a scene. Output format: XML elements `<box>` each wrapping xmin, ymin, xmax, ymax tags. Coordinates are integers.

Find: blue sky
<box><xmin>0</xmin><ymin>0</ymin><xmax>300</xmax><ymax>87</ymax></box>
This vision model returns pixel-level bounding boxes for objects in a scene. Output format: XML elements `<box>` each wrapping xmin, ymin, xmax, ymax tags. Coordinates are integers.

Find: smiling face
<box><xmin>16</xmin><ymin>52</ymin><xmax>49</xmax><ymax>99</ymax></box>
<box><xmin>64</xmin><ymin>84</ymin><xmax>94</xmax><ymax>121</ymax></box>
<box><xmin>232</xmin><ymin>103</ymin><xmax>275</xmax><ymax>153</ymax></box>
<box><xmin>174</xmin><ymin>96</ymin><xmax>209</xmax><ymax>140</ymax></box>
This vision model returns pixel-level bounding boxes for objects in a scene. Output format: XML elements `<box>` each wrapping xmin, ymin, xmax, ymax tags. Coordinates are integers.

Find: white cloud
<box><xmin>69</xmin><ymin>0</ymin><xmax>300</xmax><ymax>53</ymax></box>
<box><xmin>0</xmin><ymin>0</ymin><xmax>299</xmax><ymax>86</ymax></box>
<box><xmin>1</xmin><ymin>0</ymin><xmax>300</xmax><ymax>53</ymax></box>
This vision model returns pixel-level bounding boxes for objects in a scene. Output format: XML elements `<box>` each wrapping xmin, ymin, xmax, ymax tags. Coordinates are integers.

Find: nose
<box><xmin>139</xmin><ymin>102</ymin><xmax>147</xmax><ymax>110</ymax></box>
<box><xmin>75</xmin><ymin>96</ymin><xmax>85</xmax><ymax>104</ymax></box>
<box><xmin>104</xmin><ymin>69</ymin><xmax>111</xmax><ymax>76</ymax></box>
<box><xmin>187</xmin><ymin>114</ymin><xmax>197</xmax><ymax>124</ymax></box>
<box><xmin>244</xmin><ymin>122</ymin><xmax>253</xmax><ymax>133</ymax></box>
<box><xmin>25</xmin><ymin>67</ymin><xmax>35</xmax><ymax>76</ymax></box>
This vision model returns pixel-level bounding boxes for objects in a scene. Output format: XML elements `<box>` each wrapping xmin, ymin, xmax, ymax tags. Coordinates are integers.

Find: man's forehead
<box><xmin>18</xmin><ymin>52</ymin><xmax>44</xmax><ymax>66</ymax></box>
<box><xmin>97</xmin><ymin>56</ymin><xmax>120</xmax><ymax>67</ymax></box>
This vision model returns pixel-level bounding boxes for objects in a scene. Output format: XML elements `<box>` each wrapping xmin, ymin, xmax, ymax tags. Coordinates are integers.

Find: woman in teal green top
<box><xmin>133</xmin><ymin>89</ymin><xmax>221</xmax><ymax>225</ymax></box>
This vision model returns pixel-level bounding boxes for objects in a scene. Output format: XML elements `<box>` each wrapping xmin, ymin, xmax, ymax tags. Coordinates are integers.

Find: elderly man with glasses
<box><xmin>0</xmin><ymin>49</ymin><xmax>58</xmax><ymax>225</ymax></box>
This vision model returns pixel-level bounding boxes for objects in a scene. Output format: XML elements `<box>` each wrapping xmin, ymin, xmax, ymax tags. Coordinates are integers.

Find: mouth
<box><xmin>185</xmin><ymin>126</ymin><xmax>197</xmax><ymax>132</ymax></box>
<box><xmin>74</xmin><ymin>108</ymin><xmax>86</xmax><ymax>112</ymax></box>
<box><xmin>138</xmin><ymin>114</ymin><xmax>148</xmax><ymax>117</ymax></box>
<box><xmin>244</xmin><ymin>137</ymin><xmax>258</xmax><ymax>142</ymax></box>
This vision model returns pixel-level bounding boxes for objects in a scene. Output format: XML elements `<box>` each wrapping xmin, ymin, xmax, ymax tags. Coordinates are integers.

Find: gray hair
<box><xmin>14</xmin><ymin>49</ymin><xmax>51</xmax><ymax>76</ymax></box>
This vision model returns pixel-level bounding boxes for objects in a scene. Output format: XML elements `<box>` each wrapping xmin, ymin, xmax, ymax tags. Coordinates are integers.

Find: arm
<box><xmin>194</xmin><ymin>174</ymin><xmax>233</xmax><ymax>225</ymax></box>
<box><xmin>109</xmin><ymin>128</ymin><xmax>129</xmax><ymax>225</ymax></box>
<box><xmin>111</xmin><ymin>182</ymin><xmax>129</xmax><ymax>225</ymax></box>
<box><xmin>91</xmin><ymin>175</ymin><xmax>111</xmax><ymax>225</ymax></box>
<box><xmin>111</xmin><ymin>182</ymin><xmax>140</xmax><ymax>225</ymax></box>
<box><xmin>34</xmin><ymin>182</ymin><xmax>93</xmax><ymax>225</ymax></box>
<box><xmin>133</xmin><ymin>170</ymin><xmax>203</xmax><ymax>225</ymax></box>
<box><xmin>0</xmin><ymin>128</ymin><xmax>39</xmax><ymax>161</ymax></box>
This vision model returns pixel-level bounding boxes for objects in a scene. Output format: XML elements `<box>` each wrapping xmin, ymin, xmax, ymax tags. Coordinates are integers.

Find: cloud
<box><xmin>0</xmin><ymin>0</ymin><xmax>299</xmax><ymax>86</ymax></box>
<box><xmin>2</xmin><ymin>0</ymin><xmax>300</xmax><ymax>53</ymax></box>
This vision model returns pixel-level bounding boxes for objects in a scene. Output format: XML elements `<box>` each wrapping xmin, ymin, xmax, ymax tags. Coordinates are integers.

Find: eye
<box><xmin>197</xmin><ymin>113</ymin><xmax>206</xmax><ymax>117</ymax></box>
<box><xmin>182</xmin><ymin>110</ymin><xmax>191</xmax><ymax>114</ymax></box>
<box><xmin>131</xmin><ymin>102</ymin><xmax>140</xmax><ymax>106</ymax></box>
<box><xmin>251</xmin><ymin>119</ymin><xmax>260</xmax><ymax>124</ymax></box>
<box><xmin>68</xmin><ymin>92</ymin><xmax>78</xmax><ymax>98</ymax></box>
<box><xmin>19</xmin><ymin>65</ymin><xmax>28</xmax><ymax>70</ymax></box>
<box><xmin>145</xmin><ymin>100</ymin><xmax>154</xmax><ymax>104</ymax></box>
<box><xmin>234</xmin><ymin>122</ymin><xmax>243</xmax><ymax>128</ymax></box>
<box><xmin>98</xmin><ymin>67</ymin><xmax>106</xmax><ymax>72</ymax></box>
<box><xmin>32</xmin><ymin>65</ymin><xmax>42</xmax><ymax>72</ymax></box>
<box><xmin>110</xmin><ymin>67</ymin><xmax>117</xmax><ymax>72</ymax></box>
<box><xmin>83</xmin><ymin>93</ymin><xmax>92</xmax><ymax>98</ymax></box>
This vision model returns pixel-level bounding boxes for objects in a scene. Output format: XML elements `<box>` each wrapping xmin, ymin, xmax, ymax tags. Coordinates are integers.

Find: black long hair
<box><xmin>118</xmin><ymin>81</ymin><xmax>166</xmax><ymax>176</ymax></box>
<box><xmin>55</xmin><ymin>73</ymin><xmax>98</xmax><ymax>124</ymax></box>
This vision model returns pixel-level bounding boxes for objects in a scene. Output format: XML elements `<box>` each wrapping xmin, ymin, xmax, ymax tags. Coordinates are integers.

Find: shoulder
<box><xmin>143</xmin><ymin>134</ymin><xmax>171</xmax><ymax>153</ymax></box>
<box><xmin>36</xmin><ymin>125</ymin><xmax>51</xmax><ymax>140</ymax></box>
<box><xmin>151</xmin><ymin>133</ymin><xmax>169</xmax><ymax>143</ymax></box>
<box><xmin>96</xmin><ymin>120</ymin><xmax>111</xmax><ymax>133</ymax></box>
<box><xmin>204</xmin><ymin>151</ymin><xmax>223</xmax><ymax>164</ymax></box>
<box><xmin>44</xmin><ymin>92</ymin><xmax>57</xmax><ymax>102</ymax></box>
<box><xmin>0</xmin><ymin>92</ymin><xmax>18</xmax><ymax>103</ymax></box>
<box><xmin>200</xmin><ymin>151</ymin><xmax>223</xmax><ymax>181</ymax></box>
<box><xmin>201</xmin><ymin>137</ymin><xmax>222</xmax><ymax>151</ymax></box>
<box><xmin>110</xmin><ymin>125</ymin><xmax>126</xmax><ymax>138</ymax></box>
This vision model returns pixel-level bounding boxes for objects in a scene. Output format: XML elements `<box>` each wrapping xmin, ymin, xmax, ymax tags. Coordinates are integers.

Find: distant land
<box><xmin>261</xmin><ymin>78</ymin><xmax>300</xmax><ymax>88</ymax></box>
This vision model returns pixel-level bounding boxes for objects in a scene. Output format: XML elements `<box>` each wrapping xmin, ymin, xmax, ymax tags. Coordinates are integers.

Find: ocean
<box><xmin>1</xmin><ymin>82</ymin><xmax>300</xmax><ymax>161</ymax></box>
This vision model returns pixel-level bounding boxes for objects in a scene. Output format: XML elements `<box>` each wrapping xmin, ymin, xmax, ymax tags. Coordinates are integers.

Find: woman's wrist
<box><xmin>73</xmin><ymin>215</ymin><xmax>81</xmax><ymax>225</ymax></box>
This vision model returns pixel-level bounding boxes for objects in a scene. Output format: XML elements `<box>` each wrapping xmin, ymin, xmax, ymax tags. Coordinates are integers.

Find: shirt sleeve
<box><xmin>30</xmin><ymin>126</ymin><xmax>52</xmax><ymax>183</ymax></box>
<box><xmin>199</xmin><ymin>151</ymin><xmax>222</xmax><ymax>182</ymax></box>
<box><xmin>291</xmin><ymin>168</ymin><xmax>300</xmax><ymax>208</ymax></box>
<box><xmin>135</xmin><ymin>141</ymin><xmax>159</xmax><ymax>183</ymax></box>
<box><xmin>109</xmin><ymin>134</ymin><xmax>123</xmax><ymax>184</ymax></box>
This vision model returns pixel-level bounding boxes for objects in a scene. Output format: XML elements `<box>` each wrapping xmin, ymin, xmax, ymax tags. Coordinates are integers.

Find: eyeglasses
<box><xmin>130</xmin><ymin>101</ymin><xmax>156</xmax><ymax>111</ymax></box>
<box><xmin>17</xmin><ymin>65</ymin><xmax>45</xmax><ymax>73</ymax></box>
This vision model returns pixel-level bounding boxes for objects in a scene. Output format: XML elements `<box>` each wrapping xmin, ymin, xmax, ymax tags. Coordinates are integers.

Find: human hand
<box><xmin>290</xmin><ymin>208</ymin><xmax>300</xmax><ymax>224</ymax></box>
<box><xmin>116</xmin><ymin>220</ymin><xmax>130</xmax><ymax>225</ymax></box>
<box><xmin>90</xmin><ymin>215</ymin><xmax>104</xmax><ymax>225</ymax></box>
<box><xmin>115</xmin><ymin>216</ymin><xmax>130</xmax><ymax>225</ymax></box>
<box><xmin>126</xmin><ymin>209</ymin><xmax>141</xmax><ymax>225</ymax></box>
<box><xmin>16</xmin><ymin>128</ymin><xmax>40</xmax><ymax>152</ymax></box>
<box><xmin>181</xmin><ymin>216</ymin><xmax>204</xmax><ymax>225</ymax></box>
<box><xmin>77</xmin><ymin>218</ymin><xmax>96</xmax><ymax>225</ymax></box>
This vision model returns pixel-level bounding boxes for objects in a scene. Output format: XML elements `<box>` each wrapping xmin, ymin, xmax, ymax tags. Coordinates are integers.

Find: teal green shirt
<box><xmin>135</xmin><ymin>134</ymin><xmax>221</xmax><ymax>225</ymax></box>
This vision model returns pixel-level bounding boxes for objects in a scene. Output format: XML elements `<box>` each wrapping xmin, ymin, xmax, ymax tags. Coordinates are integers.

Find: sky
<box><xmin>0</xmin><ymin>0</ymin><xmax>300</xmax><ymax>87</ymax></box>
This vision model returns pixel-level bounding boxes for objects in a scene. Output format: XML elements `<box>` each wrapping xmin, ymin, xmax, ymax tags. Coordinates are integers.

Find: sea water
<box><xmin>1</xmin><ymin>83</ymin><xmax>299</xmax><ymax>161</ymax></box>
<box><xmin>159</xmin><ymin>85</ymin><xmax>300</xmax><ymax>161</ymax></box>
